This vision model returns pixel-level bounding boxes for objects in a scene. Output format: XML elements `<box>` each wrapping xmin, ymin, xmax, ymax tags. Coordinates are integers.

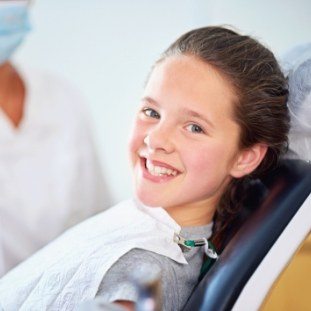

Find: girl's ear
<box><xmin>230</xmin><ymin>144</ymin><xmax>268</xmax><ymax>178</ymax></box>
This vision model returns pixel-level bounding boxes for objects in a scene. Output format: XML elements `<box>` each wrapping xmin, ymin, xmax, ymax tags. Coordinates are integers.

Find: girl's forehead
<box><xmin>145</xmin><ymin>55</ymin><xmax>238</xmax><ymax>115</ymax></box>
<box><xmin>152</xmin><ymin>55</ymin><xmax>236</xmax><ymax>93</ymax></box>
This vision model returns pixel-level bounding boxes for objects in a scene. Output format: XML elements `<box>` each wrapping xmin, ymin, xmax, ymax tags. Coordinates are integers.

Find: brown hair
<box><xmin>159</xmin><ymin>26</ymin><xmax>290</xmax><ymax>251</ymax></box>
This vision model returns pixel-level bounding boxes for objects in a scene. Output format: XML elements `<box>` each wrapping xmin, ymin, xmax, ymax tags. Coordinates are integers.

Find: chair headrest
<box><xmin>183</xmin><ymin>159</ymin><xmax>311</xmax><ymax>311</ymax></box>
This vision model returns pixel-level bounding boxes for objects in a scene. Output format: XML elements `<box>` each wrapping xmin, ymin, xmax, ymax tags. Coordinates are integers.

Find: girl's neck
<box><xmin>164</xmin><ymin>199</ymin><xmax>217</xmax><ymax>227</ymax></box>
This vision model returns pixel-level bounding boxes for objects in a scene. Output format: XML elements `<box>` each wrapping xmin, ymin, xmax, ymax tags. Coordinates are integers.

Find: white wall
<box><xmin>14</xmin><ymin>0</ymin><xmax>311</xmax><ymax>205</ymax></box>
<box><xmin>199</xmin><ymin>0</ymin><xmax>311</xmax><ymax>58</ymax></box>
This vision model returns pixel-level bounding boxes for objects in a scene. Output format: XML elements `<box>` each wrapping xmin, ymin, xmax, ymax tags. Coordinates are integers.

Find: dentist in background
<box><xmin>0</xmin><ymin>0</ymin><xmax>110</xmax><ymax>276</ymax></box>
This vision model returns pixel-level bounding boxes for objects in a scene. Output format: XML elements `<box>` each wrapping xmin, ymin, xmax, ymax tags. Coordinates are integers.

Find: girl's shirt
<box><xmin>97</xmin><ymin>224</ymin><xmax>213</xmax><ymax>311</ymax></box>
<box><xmin>0</xmin><ymin>199</ymin><xmax>208</xmax><ymax>310</ymax></box>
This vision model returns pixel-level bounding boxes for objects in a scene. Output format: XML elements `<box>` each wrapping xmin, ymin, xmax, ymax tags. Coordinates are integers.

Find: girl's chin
<box><xmin>135</xmin><ymin>196</ymin><xmax>157</xmax><ymax>207</ymax></box>
<box><xmin>134</xmin><ymin>191</ymin><xmax>164</xmax><ymax>208</ymax></box>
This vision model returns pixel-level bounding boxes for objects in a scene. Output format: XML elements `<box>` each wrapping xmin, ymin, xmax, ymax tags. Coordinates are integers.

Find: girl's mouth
<box><xmin>140</xmin><ymin>157</ymin><xmax>180</xmax><ymax>183</ymax></box>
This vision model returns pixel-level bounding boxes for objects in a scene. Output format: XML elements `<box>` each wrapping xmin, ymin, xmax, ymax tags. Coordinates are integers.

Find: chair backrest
<box><xmin>183</xmin><ymin>159</ymin><xmax>311</xmax><ymax>311</ymax></box>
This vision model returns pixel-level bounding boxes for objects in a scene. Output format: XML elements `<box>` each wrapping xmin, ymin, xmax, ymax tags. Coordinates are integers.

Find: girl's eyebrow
<box><xmin>141</xmin><ymin>96</ymin><xmax>159</xmax><ymax>106</ymax></box>
<box><xmin>141</xmin><ymin>96</ymin><xmax>215</xmax><ymax>129</ymax></box>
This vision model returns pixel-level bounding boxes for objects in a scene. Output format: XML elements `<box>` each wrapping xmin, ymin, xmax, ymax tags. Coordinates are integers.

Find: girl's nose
<box><xmin>144</xmin><ymin>125</ymin><xmax>175</xmax><ymax>154</ymax></box>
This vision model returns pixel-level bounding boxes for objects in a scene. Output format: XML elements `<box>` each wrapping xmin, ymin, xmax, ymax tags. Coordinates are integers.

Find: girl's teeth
<box><xmin>145</xmin><ymin>159</ymin><xmax>178</xmax><ymax>177</ymax></box>
<box><xmin>155</xmin><ymin>166</ymin><xmax>161</xmax><ymax>174</ymax></box>
<box><xmin>166</xmin><ymin>169</ymin><xmax>172</xmax><ymax>175</ymax></box>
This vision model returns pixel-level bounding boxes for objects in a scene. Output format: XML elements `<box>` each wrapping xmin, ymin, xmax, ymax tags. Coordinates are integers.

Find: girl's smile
<box><xmin>139</xmin><ymin>157</ymin><xmax>181</xmax><ymax>183</ymax></box>
<box><xmin>129</xmin><ymin>55</ymin><xmax>247</xmax><ymax>226</ymax></box>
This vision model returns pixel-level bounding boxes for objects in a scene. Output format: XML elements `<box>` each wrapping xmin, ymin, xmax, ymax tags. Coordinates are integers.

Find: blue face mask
<box><xmin>0</xmin><ymin>1</ymin><xmax>31</xmax><ymax>65</ymax></box>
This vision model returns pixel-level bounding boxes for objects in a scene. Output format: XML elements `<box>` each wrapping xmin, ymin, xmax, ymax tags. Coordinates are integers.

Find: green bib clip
<box><xmin>174</xmin><ymin>233</ymin><xmax>218</xmax><ymax>281</ymax></box>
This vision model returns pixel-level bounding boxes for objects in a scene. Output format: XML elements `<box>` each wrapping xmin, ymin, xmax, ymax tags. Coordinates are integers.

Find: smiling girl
<box><xmin>0</xmin><ymin>26</ymin><xmax>289</xmax><ymax>311</ymax></box>
<box><xmin>131</xmin><ymin>55</ymin><xmax>250</xmax><ymax>227</ymax></box>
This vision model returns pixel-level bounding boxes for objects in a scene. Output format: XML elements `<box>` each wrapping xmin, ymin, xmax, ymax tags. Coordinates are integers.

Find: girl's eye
<box><xmin>142</xmin><ymin>108</ymin><xmax>160</xmax><ymax>119</ymax></box>
<box><xmin>186</xmin><ymin>124</ymin><xmax>204</xmax><ymax>134</ymax></box>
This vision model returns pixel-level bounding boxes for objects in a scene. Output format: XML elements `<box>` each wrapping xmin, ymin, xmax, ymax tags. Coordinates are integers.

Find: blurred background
<box><xmin>14</xmin><ymin>0</ymin><xmax>311</xmax><ymax>204</ymax></box>
<box><xmin>8</xmin><ymin>1</ymin><xmax>311</xmax><ymax>308</ymax></box>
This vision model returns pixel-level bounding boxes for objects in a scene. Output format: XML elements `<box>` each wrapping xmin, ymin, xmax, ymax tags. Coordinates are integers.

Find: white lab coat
<box><xmin>0</xmin><ymin>64</ymin><xmax>111</xmax><ymax>276</ymax></box>
<box><xmin>0</xmin><ymin>199</ymin><xmax>187</xmax><ymax>311</ymax></box>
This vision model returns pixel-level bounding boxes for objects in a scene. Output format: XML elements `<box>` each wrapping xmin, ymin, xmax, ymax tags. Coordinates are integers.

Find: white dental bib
<box><xmin>0</xmin><ymin>199</ymin><xmax>187</xmax><ymax>310</ymax></box>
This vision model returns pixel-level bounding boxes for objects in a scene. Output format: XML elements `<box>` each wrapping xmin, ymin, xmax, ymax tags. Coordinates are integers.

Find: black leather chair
<box><xmin>184</xmin><ymin>159</ymin><xmax>311</xmax><ymax>311</ymax></box>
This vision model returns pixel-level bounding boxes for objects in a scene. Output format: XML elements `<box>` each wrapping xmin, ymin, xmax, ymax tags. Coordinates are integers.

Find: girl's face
<box><xmin>129</xmin><ymin>55</ymin><xmax>243</xmax><ymax>224</ymax></box>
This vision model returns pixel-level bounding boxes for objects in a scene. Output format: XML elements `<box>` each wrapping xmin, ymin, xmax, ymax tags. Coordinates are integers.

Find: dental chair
<box><xmin>183</xmin><ymin>158</ymin><xmax>311</xmax><ymax>311</ymax></box>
